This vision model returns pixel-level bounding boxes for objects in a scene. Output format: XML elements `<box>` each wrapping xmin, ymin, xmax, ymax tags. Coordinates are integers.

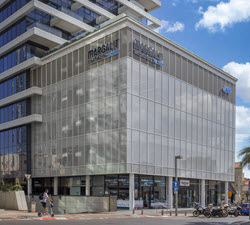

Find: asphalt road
<box><xmin>0</xmin><ymin>216</ymin><xmax>249</xmax><ymax>225</ymax></box>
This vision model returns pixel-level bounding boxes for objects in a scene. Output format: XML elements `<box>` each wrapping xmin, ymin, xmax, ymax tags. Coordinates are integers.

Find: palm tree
<box><xmin>238</xmin><ymin>146</ymin><xmax>250</xmax><ymax>170</ymax></box>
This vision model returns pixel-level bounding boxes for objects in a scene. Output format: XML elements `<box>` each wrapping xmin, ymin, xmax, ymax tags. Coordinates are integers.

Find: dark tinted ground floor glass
<box><xmin>91</xmin><ymin>174</ymin><xmax>129</xmax><ymax>200</ymax></box>
<box><xmin>32</xmin><ymin>177</ymin><xmax>53</xmax><ymax>195</ymax></box>
<box><xmin>135</xmin><ymin>175</ymin><xmax>166</xmax><ymax>209</ymax></box>
<box><xmin>59</xmin><ymin>177</ymin><xmax>86</xmax><ymax>196</ymax></box>
<box><xmin>174</xmin><ymin>179</ymin><xmax>200</xmax><ymax>208</ymax></box>
<box><xmin>205</xmin><ymin>180</ymin><xmax>225</xmax><ymax>206</ymax></box>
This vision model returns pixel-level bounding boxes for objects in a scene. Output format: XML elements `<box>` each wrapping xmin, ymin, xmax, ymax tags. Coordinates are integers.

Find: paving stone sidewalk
<box><xmin>0</xmin><ymin>208</ymin><xmax>193</xmax><ymax>221</ymax></box>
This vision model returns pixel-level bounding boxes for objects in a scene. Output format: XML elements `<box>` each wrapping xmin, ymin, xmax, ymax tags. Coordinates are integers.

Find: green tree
<box><xmin>238</xmin><ymin>146</ymin><xmax>250</xmax><ymax>170</ymax></box>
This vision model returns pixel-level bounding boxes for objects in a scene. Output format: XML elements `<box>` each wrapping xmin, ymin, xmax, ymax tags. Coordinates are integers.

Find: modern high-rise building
<box><xmin>0</xmin><ymin>0</ymin><xmax>237</xmax><ymax>209</ymax></box>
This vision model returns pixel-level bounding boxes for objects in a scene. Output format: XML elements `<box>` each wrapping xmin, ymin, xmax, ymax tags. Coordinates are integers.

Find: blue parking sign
<box><xmin>173</xmin><ymin>181</ymin><xmax>179</xmax><ymax>188</ymax></box>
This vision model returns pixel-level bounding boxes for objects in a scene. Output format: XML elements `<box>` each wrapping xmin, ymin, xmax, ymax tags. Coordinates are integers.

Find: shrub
<box><xmin>0</xmin><ymin>183</ymin><xmax>23</xmax><ymax>192</ymax></box>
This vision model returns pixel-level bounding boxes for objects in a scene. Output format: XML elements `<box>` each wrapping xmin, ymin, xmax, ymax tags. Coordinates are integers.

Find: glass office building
<box><xmin>0</xmin><ymin>0</ymin><xmax>160</xmax><ymax>183</ymax></box>
<box><xmin>0</xmin><ymin>0</ymin><xmax>236</xmax><ymax>209</ymax></box>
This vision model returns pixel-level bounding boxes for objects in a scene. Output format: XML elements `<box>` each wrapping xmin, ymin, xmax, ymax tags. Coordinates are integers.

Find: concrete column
<box><xmin>86</xmin><ymin>175</ymin><xmax>90</xmax><ymax>196</ymax></box>
<box><xmin>225</xmin><ymin>181</ymin><xmax>229</xmax><ymax>204</ymax></box>
<box><xmin>201</xmin><ymin>179</ymin><xmax>205</xmax><ymax>207</ymax></box>
<box><xmin>168</xmin><ymin>177</ymin><xmax>173</xmax><ymax>209</ymax></box>
<box><xmin>129</xmin><ymin>173</ymin><xmax>135</xmax><ymax>211</ymax></box>
<box><xmin>54</xmin><ymin>177</ymin><xmax>58</xmax><ymax>196</ymax></box>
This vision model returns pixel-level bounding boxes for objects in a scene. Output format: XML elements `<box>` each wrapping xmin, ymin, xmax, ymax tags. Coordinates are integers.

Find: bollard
<box><xmin>170</xmin><ymin>210</ymin><xmax>172</xmax><ymax>216</ymax></box>
<box><xmin>64</xmin><ymin>209</ymin><xmax>66</xmax><ymax>214</ymax></box>
<box><xmin>185</xmin><ymin>211</ymin><xmax>187</xmax><ymax>216</ymax></box>
<box><xmin>133</xmin><ymin>208</ymin><xmax>135</xmax><ymax>214</ymax></box>
<box><xmin>141</xmin><ymin>209</ymin><xmax>143</xmax><ymax>215</ymax></box>
<box><xmin>161</xmin><ymin>210</ymin><xmax>164</xmax><ymax>216</ymax></box>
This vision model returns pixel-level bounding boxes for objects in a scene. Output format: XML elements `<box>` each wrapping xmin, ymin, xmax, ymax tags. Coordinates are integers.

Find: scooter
<box><xmin>193</xmin><ymin>202</ymin><xmax>206</xmax><ymax>217</ymax></box>
<box><xmin>38</xmin><ymin>201</ymin><xmax>55</xmax><ymax>217</ymax></box>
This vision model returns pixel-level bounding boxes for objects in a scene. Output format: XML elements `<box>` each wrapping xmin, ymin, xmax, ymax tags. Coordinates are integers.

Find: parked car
<box><xmin>240</xmin><ymin>203</ymin><xmax>249</xmax><ymax>215</ymax></box>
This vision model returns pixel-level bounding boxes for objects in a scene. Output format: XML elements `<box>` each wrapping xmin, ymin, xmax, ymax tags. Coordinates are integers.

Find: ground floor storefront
<box><xmin>31</xmin><ymin>174</ymin><xmax>229</xmax><ymax>209</ymax></box>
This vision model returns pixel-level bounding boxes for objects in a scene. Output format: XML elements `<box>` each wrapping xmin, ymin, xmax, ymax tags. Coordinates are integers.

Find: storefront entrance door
<box><xmin>142</xmin><ymin>187</ymin><xmax>152</xmax><ymax>208</ymax></box>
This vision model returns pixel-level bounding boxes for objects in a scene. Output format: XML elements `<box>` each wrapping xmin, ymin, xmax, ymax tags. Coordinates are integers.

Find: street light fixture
<box><xmin>175</xmin><ymin>155</ymin><xmax>182</xmax><ymax>216</ymax></box>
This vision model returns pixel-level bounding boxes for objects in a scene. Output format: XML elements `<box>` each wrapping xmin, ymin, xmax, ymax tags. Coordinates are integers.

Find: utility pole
<box><xmin>25</xmin><ymin>174</ymin><xmax>31</xmax><ymax>212</ymax></box>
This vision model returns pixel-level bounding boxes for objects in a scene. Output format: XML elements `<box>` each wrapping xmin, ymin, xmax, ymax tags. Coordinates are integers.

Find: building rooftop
<box><xmin>243</xmin><ymin>178</ymin><xmax>250</xmax><ymax>186</ymax></box>
<box><xmin>235</xmin><ymin>162</ymin><xmax>242</xmax><ymax>169</ymax></box>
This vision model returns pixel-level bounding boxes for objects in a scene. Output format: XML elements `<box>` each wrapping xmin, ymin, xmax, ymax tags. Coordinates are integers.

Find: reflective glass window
<box><xmin>0</xmin><ymin>100</ymin><xmax>28</xmax><ymax>124</ymax></box>
<box><xmin>0</xmin><ymin>71</ymin><xmax>29</xmax><ymax>100</ymax></box>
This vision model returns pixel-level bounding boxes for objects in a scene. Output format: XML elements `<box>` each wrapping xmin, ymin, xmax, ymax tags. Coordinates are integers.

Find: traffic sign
<box><xmin>228</xmin><ymin>186</ymin><xmax>232</xmax><ymax>192</ymax></box>
<box><xmin>249</xmin><ymin>181</ymin><xmax>250</xmax><ymax>188</ymax></box>
<box><xmin>174</xmin><ymin>187</ymin><xmax>178</xmax><ymax>192</ymax></box>
<box><xmin>173</xmin><ymin>181</ymin><xmax>179</xmax><ymax>188</ymax></box>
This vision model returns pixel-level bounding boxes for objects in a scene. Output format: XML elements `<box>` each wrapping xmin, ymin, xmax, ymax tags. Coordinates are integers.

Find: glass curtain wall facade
<box><xmin>0</xmin><ymin>126</ymin><xmax>30</xmax><ymax>179</ymax></box>
<box><xmin>0</xmin><ymin>0</ymin><xmax>31</xmax><ymax>23</ymax></box>
<box><xmin>29</xmin><ymin>23</ymin><xmax>236</xmax><ymax>209</ymax></box>
<box><xmin>0</xmin><ymin>71</ymin><xmax>29</xmax><ymax>100</ymax></box>
<box><xmin>31</xmin><ymin>38</ymin><xmax>128</xmax><ymax>177</ymax></box>
<box><xmin>0</xmin><ymin>100</ymin><xmax>30</xmax><ymax>124</ymax></box>
<box><xmin>125</xmin><ymin>27</ymin><xmax>235</xmax><ymax>182</ymax></box>
<box><xmin>0</xmin><ymin>43</ymin><xmax>47</xmax><ymax>73</ymax></box>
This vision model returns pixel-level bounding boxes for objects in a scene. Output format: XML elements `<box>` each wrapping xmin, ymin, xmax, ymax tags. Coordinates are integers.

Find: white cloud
<box><xmin>236</xmin><ymin>105</ymin><xmax>250</xmax><ymax>177</ymax></box>
<box><xmin>156</xmin><ymin>20</ymin><xmax>185</xmax><ymax>33</ymax></box>
<box><xmin>223</xmin><ymin>62</ymin><xmax>250</xmax><ymax>103</ymax></box>
<box><xmin>196</xmin><ymin>0</ymin><xmax>250</xmax><ymax>32</ymax></box>
<box><xmin>172</xmin><ymin>0</ymin><xmax>219</xmax><ymax>5</ymax></box>
<box><xmin>236</xmin><ymin>106</ymin><xmax>250</xmax><ymax>143</ymax></box>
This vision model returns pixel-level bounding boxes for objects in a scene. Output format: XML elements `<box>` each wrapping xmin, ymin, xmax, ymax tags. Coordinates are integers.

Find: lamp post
<box><xmin>175</xmin><ymin>156</ymin><xmax>182</xmax><ymax>216</ymax></box>
<box><xmin>25</xmin><ymin>174</ymin><xmax>31</xmax><ymax>212</ymax></box>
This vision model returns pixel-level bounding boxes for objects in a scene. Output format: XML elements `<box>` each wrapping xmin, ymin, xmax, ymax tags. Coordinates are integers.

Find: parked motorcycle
<box><xmin>224</xmin><ymin>204</ymin><xmax>239</xmax><ymax>217</ymax></box>
<box><xmin>204</xmin><ymin>204</ymin><xmax>224</xmax><ymax>218</ymax></box>
<box><xmin>237</xmin><ymin>205</ymin><xmax>242</xmax><ymax>216</ymax></box>
<box><xmin>193</xmin><ymin>202</ymin><xmax>206</xmax><ymax>217</ymax></box>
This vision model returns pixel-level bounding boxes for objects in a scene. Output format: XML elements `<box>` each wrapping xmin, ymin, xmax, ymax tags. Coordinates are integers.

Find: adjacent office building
<box><xmin>0</xmin><ymin>0</ymin><xmax>237</xmax><ymax>209</ymax></box>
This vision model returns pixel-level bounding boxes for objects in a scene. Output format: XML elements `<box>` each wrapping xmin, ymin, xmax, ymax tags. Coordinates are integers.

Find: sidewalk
<box><xmin>0</xmin><ymin>208</ymin><xmax>193</xmax><ymax>221</ymax></box>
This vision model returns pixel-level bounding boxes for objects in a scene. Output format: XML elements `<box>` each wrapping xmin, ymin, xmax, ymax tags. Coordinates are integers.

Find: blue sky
<box><xmin>151</xmin><ymin>0</ymin><xmax>250</xmax><ymax>177</ymax></box>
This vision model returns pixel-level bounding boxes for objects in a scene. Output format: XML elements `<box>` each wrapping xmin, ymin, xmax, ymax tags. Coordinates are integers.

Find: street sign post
<box><xmin>173</xmin><ymin>181</ymin><xmax>179</xmax><ymax>188</ymax></box>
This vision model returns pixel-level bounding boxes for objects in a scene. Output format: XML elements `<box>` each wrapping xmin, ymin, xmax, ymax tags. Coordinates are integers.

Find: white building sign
<box><xmin>180</xmin><ymin>180</ymin><xmax>190</xmax><ymax>187</ymax></box>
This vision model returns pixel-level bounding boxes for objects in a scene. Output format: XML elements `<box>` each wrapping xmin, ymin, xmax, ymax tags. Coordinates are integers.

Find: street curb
<box><xmin>0</xmin><ymin>215</ymin><xmax>170</xmax><ymax>221</ymax></box>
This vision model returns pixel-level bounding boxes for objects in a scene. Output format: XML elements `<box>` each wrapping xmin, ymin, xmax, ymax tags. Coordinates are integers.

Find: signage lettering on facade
<box><xmin>133</xmin><ymin>39</ymin><xmax>164</xmax><ymax>66</ymax></box>
<box><xmin>180</xmin><ymin>180</ymin><xmax>190</xmax><ymax>187</ymax></box>
<box><xmin>222</xmin><ymin>86</ymin><xmax>232</xmax><ymax>94</ymax></box>
<box><xmin>88</xmin><ymin>39</ymin><xmax>119</xmax><ymax>64</ymax></box>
